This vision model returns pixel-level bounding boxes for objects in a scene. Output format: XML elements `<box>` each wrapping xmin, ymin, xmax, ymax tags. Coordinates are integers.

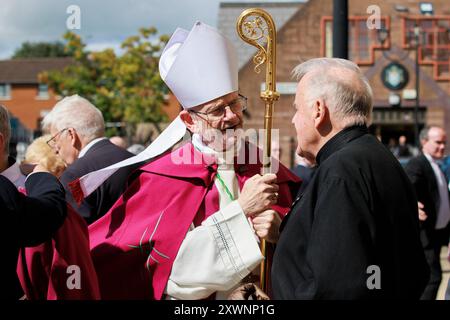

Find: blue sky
<box><xmin>0</xmin><ymin>0</ymin><xmax>301</xmax><ymax>59</ymax></box>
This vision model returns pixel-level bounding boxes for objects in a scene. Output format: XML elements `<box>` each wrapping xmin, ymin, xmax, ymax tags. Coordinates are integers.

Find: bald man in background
<box><xmin>405</xmin><ymin>126</ymin><xmax>450</xmax><ymax>300</ymax></box>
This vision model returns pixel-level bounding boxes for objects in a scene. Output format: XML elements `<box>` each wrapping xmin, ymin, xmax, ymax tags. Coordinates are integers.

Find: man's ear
<box><xmin>312</xmin><ymin>99</ymin><xmax>328</xmax><ymax>129</ymax></box>
<box><xmin>68</xmin><ymin>128</ymin><xmax>81</xmax><ymax>149</ymax></box>
<box><xmin>180</xmin><ymin>110</ymin><xmax>196</xmax><ymax>133</ymax></box>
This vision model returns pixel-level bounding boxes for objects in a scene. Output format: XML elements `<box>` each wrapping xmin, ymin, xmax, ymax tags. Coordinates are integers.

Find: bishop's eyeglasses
<box><xmin>190</xmin><ymin>94</ymin><xmax>247</xmax><ymax>123</ymax></box>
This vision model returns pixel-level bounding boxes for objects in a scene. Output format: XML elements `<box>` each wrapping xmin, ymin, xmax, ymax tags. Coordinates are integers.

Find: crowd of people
<box><xmin>1</xmin><ymin>21</ymin><xmax>449</xmax><ymax>300</ymax></box>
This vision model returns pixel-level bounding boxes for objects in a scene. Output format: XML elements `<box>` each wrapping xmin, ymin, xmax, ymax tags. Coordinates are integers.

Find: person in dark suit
<box><xmin>42</xmin><ymin>95</ymin><xmax>137</xmax><ymax>224</ymax></box>
<box><xmin>405</xmin><ymin>126</ymin><xmax>450</xmax><ymax>300</ymax></box>
<box><xmin>291</xmin><ymin>155</ymin><xmax>316</xmax><ymax>195</ymax></box>
<box><xmin>1</xmin><ymin>166</ymin><xmax>67</xmax><ymax>299</ymax></box>
<box><xmin>272</xmin><ymin>58</ymin><xmax>429</xmax><ymax>299</ymax></box>
<box><xmin>393</xmin><ymin>135</ymin><xmax>413</xmax><ymax>158</ymax></box>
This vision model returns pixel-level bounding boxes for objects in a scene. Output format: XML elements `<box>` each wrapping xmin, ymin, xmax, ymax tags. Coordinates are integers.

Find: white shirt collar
<box><xmin>1</xmin><ymin>158</ymin><xmax>26</xmax><ymax>188</ymax></box>
<box><xmin>423</xmin><ymin>152</ymin><xmax>439</xmax><ymax>164</ymax></box>
<box><xmin>423</xmin><ymin>153</ymin><xmax>450</xmax><ymax>229</ymax></box>
<box><xmin>78</xmin><ymin>137</ymin><xmax>108</xmax><ymax>158</ymax></box>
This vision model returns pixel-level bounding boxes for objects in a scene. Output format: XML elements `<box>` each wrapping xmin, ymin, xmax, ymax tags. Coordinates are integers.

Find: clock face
<box><xmin>381</xmin><ymin>62</ymin><xmax>409</xmax><ymax>91</ymax></box>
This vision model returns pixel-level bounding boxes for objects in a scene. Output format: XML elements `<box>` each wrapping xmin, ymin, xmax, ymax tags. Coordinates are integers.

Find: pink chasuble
<box><xmin>88</xmin><ymin>142</ymin><xmax>300</xmax><ymax>299</ymax></box>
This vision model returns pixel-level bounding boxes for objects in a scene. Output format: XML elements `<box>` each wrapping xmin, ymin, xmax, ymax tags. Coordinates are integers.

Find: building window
<box><xmin>0</xmin><ymin>83</ymin><xmax>11</xmax><ymax>100</ymax></box>
<box><xmin>321</xmin><ymin>16</ymin><xmax>390</xmax><ymax>65</ymax></box>
<box><xmin>402</xmin><ymin>16</ymin><xmax>450</xmax><ymax>80</ymax></box>
<box><xmin>356</xmin><ymin>20</ymin><xmax>370</xmax><ymax>60</ymax></box>
<box><xmin>37</xmin><ymin>84</ymin><xmax>49</xmax><ymax>100</ymax></box>
<box><xmin>325</xmin><ymin>21</ymin><xmax>333</xmax><ymax>57</ymax></box>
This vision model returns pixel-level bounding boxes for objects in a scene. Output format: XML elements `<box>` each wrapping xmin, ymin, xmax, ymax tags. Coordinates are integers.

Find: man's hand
<box><xmin>252</xmin><ymin>209</ymin><xmax>281</xmax><ymax>243</ymax></box>
<box><xmin>228</xmin><ymin>283</ymin><xmax>269</xmax><ymax>300</ymax></box>
<box><xmin>238</xmin><ymin>174</ymin><xmax>279</xmax><ymax>217</ymax></box>
<box><xmin>418</xmin><ymin>201</ymin><xmax>427</xmax><ymax>221</ymax></box>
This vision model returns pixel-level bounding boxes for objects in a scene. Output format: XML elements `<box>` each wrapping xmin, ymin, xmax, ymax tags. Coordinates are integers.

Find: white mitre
<box><xmin>160</xmin><ymin>21</ymin><xmax>238</xmax><ymax>108</ymax></box>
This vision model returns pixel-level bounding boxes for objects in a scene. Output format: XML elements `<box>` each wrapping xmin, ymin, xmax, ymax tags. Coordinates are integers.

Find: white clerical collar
<box><xmin>191</xmin><ymin>133</ymin><xmax>236</xmax><ymax>168</ymax></box>
<box><xmin>1</xmin><ymin>158</ymin><xmax>26</xmax><ymax>188</ymax></box>
<box><xmin>78</xmin><ymin>137</ymin><xmax>108</xmax><ymax>158</ymax></box>
<box><xmin>191</xmin><ymin>133</ymin><xmax>217</xmax><ymax>156</ymax></box>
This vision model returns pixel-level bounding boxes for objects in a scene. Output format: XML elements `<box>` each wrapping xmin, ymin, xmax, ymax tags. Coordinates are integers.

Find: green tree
<box><xmin>40</xmin><ymin>28</ymin><xmax>170</xmax><ymax>135</ymax></box>
<box><xmin>12</xmin><ymin>41</ymin><xmax>71</xmax><ymax>58</ymax></box>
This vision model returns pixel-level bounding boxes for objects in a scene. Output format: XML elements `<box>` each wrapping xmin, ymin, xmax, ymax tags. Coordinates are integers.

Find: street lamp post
<box><xmin>413</xmin><ymin>24</ymin><xmax>421</xmax><ymax>148</ymax></box>
<box><xmin>392</xmin><ymin>2</ymin><xmax>434</xmax><ymax>147</ymax></box>
<box><xmin>332</xmin><ymin>0</ymin><xmax>348</xmax><ymax>59</ymax></box>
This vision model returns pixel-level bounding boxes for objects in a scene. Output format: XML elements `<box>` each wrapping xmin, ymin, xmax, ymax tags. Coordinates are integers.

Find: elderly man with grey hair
<box><xmin>42</xmin><ymin>95</ymin><xmax>137</xmax><ymax>224</ymax></box>
<box><xmin>271</xmin><ymin>58</ymin><xmax>429</xmax><ymax>299</ymax></box>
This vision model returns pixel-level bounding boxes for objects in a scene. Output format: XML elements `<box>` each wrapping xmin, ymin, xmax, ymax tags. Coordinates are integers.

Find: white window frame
<box><xmin>36</xmin><ymin>83</ymin><xmax>49</xmax><ymax>100</ymax></box>
<box><xmin>0</xmin><ymin>83</ymin><xmax>11</xmax><ymax>100</ymax></box>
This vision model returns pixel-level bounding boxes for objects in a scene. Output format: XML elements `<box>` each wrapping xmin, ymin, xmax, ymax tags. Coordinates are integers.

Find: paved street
<box><xmin>437</xmin><ymin>247</ymin><xmax>450</xmax><ymax>300</ymax></box>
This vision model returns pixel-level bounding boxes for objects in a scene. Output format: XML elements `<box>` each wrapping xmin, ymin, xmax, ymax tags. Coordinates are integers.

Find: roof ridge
<box><xmin>0</xmin><ymin>58</ymin><xmax>73</xmax><ymax>84</ymax></box>
<box><xmin>0</xmin><ymin>57</ymin><xmax>73</xmax><ymax>62</ymax></box>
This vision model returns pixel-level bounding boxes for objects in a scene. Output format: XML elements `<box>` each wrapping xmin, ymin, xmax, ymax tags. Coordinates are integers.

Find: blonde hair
<box><xmin>23</xmin><ymin>135</ymin><xmax>66</xmax><ymax>177</ymax></box>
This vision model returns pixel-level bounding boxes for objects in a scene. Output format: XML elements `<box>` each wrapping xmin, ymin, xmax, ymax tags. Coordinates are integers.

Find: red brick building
<box><xmin>220</xmin><ymin>0</ymin><xmax>450</xmax><ymax>167</ymax></box>
<box><xmin>0</xmin><ymin>58</ymin><xmax>73</xmax><ymax>133</ymax></box>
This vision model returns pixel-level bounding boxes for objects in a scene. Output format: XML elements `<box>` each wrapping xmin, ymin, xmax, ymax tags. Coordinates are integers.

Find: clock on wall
<box><xmin>381</xmin><ymin>62</ymin><xmax>409</xmax><ymax>91</ymax></box>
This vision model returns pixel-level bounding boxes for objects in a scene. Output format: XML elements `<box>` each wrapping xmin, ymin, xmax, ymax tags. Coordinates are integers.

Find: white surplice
<box><xmin>164</xmin><ymin>135</ymin><xmax>263</xmax><ymax>300</ymax></box>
